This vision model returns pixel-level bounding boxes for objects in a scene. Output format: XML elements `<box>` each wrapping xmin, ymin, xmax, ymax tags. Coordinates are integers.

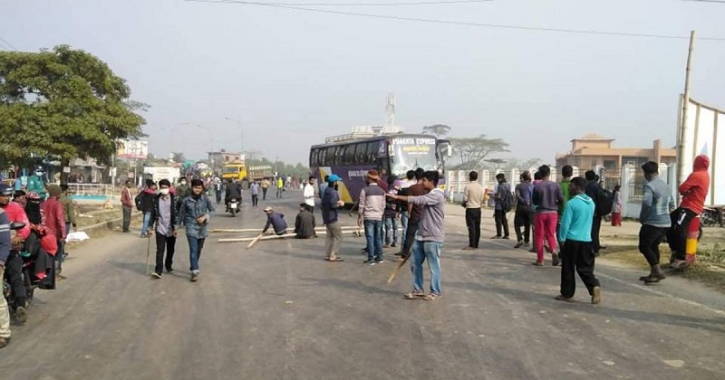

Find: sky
<box><xmin>3</xmin><ymin>0</ymin><xmax>725</xmax><ymax>166</ymax></box>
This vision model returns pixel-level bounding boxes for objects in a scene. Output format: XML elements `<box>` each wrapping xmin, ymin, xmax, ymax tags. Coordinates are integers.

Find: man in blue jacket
<box><xmin>557</xmin><ymin>177</ymin><xmax>602</xmax><ymax>305</ymax></box>
<box><xmin>178</xmin><ymin>179</ymin><xmax>215</xmax><ymax>283</ymax></box>
<box><xmin>321</xmin><ymin>174</ymin><xmax>345</xmax><ymax>262</ymax></box>
<box><xmin>0</xmin><ymin>209</ymin><xmax>13</xmax><ymax>348</ymax></box>
<box><xmin>263</xmin><ymin>207</ymin><xmax>288</xmax><ymax>236</ymax></box>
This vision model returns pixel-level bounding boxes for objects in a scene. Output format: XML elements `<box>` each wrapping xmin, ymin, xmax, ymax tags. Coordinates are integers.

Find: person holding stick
<box><xmin>387</xmin><ymin>171</ymin><xmax>445</xmax><ymax>301</ymax></box>
<box><xmin>263</xmin><ymin>207</ymin><xmax>288</xmax><ymax>236</ymax></box>
<box><xmin>321</xmin><ymin>174</ymin><xmax>345</xmax><ymax>262</ymax></box>
<box><xmin>150</xmin><ymin>179</ymin><xmax>177</xmax><ymax>279</ymax></box>
<box><xmin>178</xmin><ymin>179</ymin><xmax>215</xmax><ymax>283</ymax></box>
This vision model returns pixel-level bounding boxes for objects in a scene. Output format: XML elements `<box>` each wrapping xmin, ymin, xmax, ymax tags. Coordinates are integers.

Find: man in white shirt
<box><xmin>303</xmin><ymin>176</ymin><xmax>316</xmax><ymax>212</ymax></box>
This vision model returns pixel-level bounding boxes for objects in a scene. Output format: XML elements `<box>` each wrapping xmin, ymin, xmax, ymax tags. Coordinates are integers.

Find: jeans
<box><xmin>384</xmin><ymin>217</ymin><xmax>398</xmax><ymax>246</ymax></box>
<box><xmin>560</xmin><ymin>240</ymin><xmax>600</xmax><ymax>298</ymax></box>
<box><xmin>494</xmin><ymin>209</ymin><xmax>509</xmax><ymax>237</ymax></box>
<box><xmin>122</xmin><ymin>206</ymin><xmax>132</xmax><ymax>232</ymax></box>
<box><xmin>0</xmin><ymin>266</ymin><xmax>10</xmax><ymax>339</ymax></box>
<box><xmin>325</xmin><ymin>221</ymin><xmax>343</xmax><ymax>260</ymax></box>
<box><xmin>215</xmin><ymin>191</ymin><xmax>222</xmax><ymax>204</ymax></box>
<box><xmin>399</xmin><ymin>211</ymin><xmax>409</xmax><ymax>244</ymax></box>
<box><xmin>141</xmin><ymin>211</ymin><xmax>153</xmax><ymax>237</ymax></box>
<box><xmin>252</xmin><ymin>194</ymin><xmax>259</xmax><ymax>207</ymax></box>
<box><xmin>277</xmin><ymin>187</ymin><xmax>283</xmax><ymax>198</ymax></box>
<box><xmin>535</xmin><ymin>212</ymin><xmax>558</xmax><ymax>263</ymax></box>
<box><xmin>187</xmin><ymin>236</ymin><xmax>206</xmax><ymax>274</ymax></box>
<box><xmin>364</xmin><ymin>219</ymin><xmax>384</xmax><ymax>261</ymax></box>
<box><xmin>155</xmin><ymin>232</ymin><xmax>177</xmax><ymax>274</ymax></box>
<box><xmin>411</xmin><ymin>240</ymin><xmax>442</xmax><ymax>295</ymax></box>
<box><xmin>514</xmin><ymin>208</ymin><xmax>533</xmax><ymax>243</ymax></box>
<box><xmin>465</xmin><ymin>208</ymin><xmax>482</xmax><ymax>248</ymax></box>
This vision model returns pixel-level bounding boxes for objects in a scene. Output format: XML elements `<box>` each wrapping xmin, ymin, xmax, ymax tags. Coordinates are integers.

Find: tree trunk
<box><xmin>60</xmin><ymin>158</ymin><xmax>71</xmax><ymax>184</ymax></box>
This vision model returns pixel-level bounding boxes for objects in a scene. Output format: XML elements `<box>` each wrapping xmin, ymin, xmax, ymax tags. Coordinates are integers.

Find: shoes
<box><xmin>404</xmin><ymin>290</ymin><xmax>426</xmax><ymax>299</ymax></box>
<box><xmin>591</xmin><ymin>287</ymin><xmax>602</xmax><ymax>304</ymax></box>
<box><xmin>374</xmin><ymin>258</ymin><xmax>384</xmax><ymax>264</ymax></box>
<box><xmin>424</xmin><ymin>294</ymin><xmax>442</xmax><ymax>301</ymax></box>
<box><xmin>0</xmin><ymin>337</ymin><xmax>10</xmax><ymax>349</ymax></box>
<box><xmin>491</xmin><ymin>235</ymin><xmax>502</xmax><ymax>239</ymax></box>
<box><xmin>166</xmin><ymin>267</ymin><xmax>174</xmax><ymax>274</ymax></box>
<box><xmin>552</xmin><ymin>254</ymin><xmax>560</xmax><ymax>267</ymax></box>
<box><xmin>364</xmin><ymin>259</ymin><xmax>376</xmax><ymax>265</ymax></box>
<box><xmin>532</xmin><ymin>261</ymin><xmax>544</xmax><ymax>267</ymax></box>
<box><xmin>502</xmin><ymin>236</ymin><xmax>510</xmax><ymax>240</ymax></box>
<box><xmin>15</xmin><ymin>306</ymin><xmax>27</xmax><ymax>325</ymax></box>
<box><xmin>462</xmin><ymin>246</ymin><xmax>475</xmax><ymax>251</ymax></box>
<box><xmin>190</xmin><ymin>273</ymin><xmax>198</xmax><ymax>282</ymax></box>
<box><xmin>642</xmin><ymin>275</ymin><xmax>662</xmax><ymax>284</ymax></box>
<box><xmin>151</xmin><ymin>272</ymin><xmax>162</xmax><ymax>279</ymax></box>
<box><xmin>391</xmin><ymin>243</ymin><xmax>396</xmax><ymax>248</ymax></box>
<box><xmin>514</xmin><ymin>241</ymin><xmax>524</xmax><ymax>249</ymax></box>
<box><xmin>555</xmin><ymin>295</ymin><xmax>574</xmax><ymax>302</ymax></box>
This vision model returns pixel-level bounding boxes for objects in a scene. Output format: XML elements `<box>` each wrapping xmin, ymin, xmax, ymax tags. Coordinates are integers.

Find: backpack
<box><xmin>596</xmin><ymin>188</ymin><xmax>614</xmax><ymax>216</ymax></box>
<box><xmin>134</xmin><ymin>191</ymin><xmax>144</xmax><ymax>211</ymax></box>
<box><xmin>501</xmin><ymin>188</ymin><xmax>514</xmax><ymax>213</ymax></box>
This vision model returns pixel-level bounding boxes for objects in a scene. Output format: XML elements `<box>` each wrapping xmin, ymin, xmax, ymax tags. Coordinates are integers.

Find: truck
<box><xmin>221</xmin><ymin>162</ymin><xmax>273</xmax><ymax>188</ymax></box>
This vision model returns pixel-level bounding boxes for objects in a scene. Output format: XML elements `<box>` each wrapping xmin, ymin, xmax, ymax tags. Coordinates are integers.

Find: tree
<box><xmin>172</xmin><ymin>152</ymin><xmax>186</xmax><ymax>163</ymax></box>
<box><xmin>502</xmin><ymin>157</ymin><xmax>541</xmax><ymax>171</ymax></box>
<box><xmin>449</xmin><ymin>135</ymin><xmax>509</xmax><ymax>170</ymax></box>
<box><xmin>0</xmin><ymin>46</ymin><xmax>146</xmax><ymax>181</ymax></box>
<box><xmin>422</xmin><ymin>124</ymin><xmax>452</xmax><ymax>137</ymax></box>
<box><xmin>484</xmin><ymin>158</ymin><xmax>507</xmax><ymax>171</ymax></box>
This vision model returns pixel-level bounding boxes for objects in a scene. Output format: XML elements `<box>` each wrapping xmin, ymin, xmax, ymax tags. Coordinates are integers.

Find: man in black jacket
<box><xmin>584</xmin><ymin>171</ymin><xmax>603</xmax><ymax>255</ymax></box>
<box><xmin>150</xmin><ymin>179</ymin><xmax>177</xmax><ymax>278</ymax></box>
<box><xmin>225</xmin><ymin>180</ymin><xmax>242</xmax><ymax>211</ymax></box>
<box><xmin>294</xmin><ymin>203</ymin><xmax>317</xmax><ymax>239</ymax></box>
<box><xmin>138</xmin><ymin>179</ymin><xmax>157</xmax><ymax>238</ymax></box>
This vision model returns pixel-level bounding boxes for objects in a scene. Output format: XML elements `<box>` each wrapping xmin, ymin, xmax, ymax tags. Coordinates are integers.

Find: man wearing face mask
<box><xmin>0</xmin><ymin>184</ymin><xmax>31</xmax><ymax>324</ymax></box>
<box><xmin>150</xmin><ymin>179</ymin><xmax>177</xmax><ymax>278</ymax></box>
<box><xmin>27</xmin><ymin>166</ymin><xmax>47</xmax><ymax>200</ymax></box>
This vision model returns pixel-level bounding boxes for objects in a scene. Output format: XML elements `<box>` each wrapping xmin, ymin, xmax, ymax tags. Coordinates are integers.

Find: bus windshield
<box><xmin>389</xmin><ymin>136</ymin><xmax>438</xmax><ymax>178</ymax></box>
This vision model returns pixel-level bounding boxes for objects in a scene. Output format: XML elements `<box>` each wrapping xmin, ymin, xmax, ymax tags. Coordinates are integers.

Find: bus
<box><xmin>309</xmin><ymin>133</ymin><xmax>451</xmax><ymax>204</ymax></box>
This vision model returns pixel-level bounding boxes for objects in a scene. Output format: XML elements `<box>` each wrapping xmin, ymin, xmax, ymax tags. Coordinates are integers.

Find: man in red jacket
<box><xmin>0</xmin><ymin>184</ymin><xmax>31</xmax><ymax>323</ymax></box>
<box><xmin>41</xmin><ymin>185</ymin><xmax>67</xmax><ymax>276</ymax></box>
<box><xmin>668</xmin><ymin>155</ymin><xmax>710</xmax><ymax>268</ymax></box>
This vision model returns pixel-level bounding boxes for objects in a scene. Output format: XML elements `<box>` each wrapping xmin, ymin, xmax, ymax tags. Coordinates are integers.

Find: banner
<box><xmin>117</xmin><ymin>140</ymin><xmax>148</xmax><ymax>160</ymax></box>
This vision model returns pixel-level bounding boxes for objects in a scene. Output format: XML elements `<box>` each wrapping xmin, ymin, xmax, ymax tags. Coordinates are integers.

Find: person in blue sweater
<box><xmin>556</xmin><ymin>177</ymin><xmax>602</xmax><ymax>305</ymax></box>
<box><xmin>263</xmin><ymin>207</ymin><xmax>288</xmax><ymax>236</ymax></box>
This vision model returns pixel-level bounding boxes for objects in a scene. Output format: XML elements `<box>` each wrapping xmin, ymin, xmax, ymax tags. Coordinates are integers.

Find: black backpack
<box><xmin>500</xmin><ymin>187</ymin><xmax>514</xmax><ymax>213</ymax></box>
<box><xmin>134</xmin><ymin>191</ymin><xmax>144</xmax><ymax>211</ymax></box>
<box><xmin>596</xmin><ymin>188</ymin><xmax>614</xmax><ymax>216</ymax></box>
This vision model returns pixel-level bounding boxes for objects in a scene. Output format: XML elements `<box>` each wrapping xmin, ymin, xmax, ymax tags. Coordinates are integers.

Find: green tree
<box><xmin>449</xmin><ymin>135</ymin><xmax>509</xmax><ymax>170</ymax></box>
<box><xmin>172</xmin><ymin>152</ymin><xmax>186</xmax><ymax>163</ymax></box>
<box><xmin>0</xmin><ymin>45</ymin><xmax>146</xmax><ymax>181</ymax></box>
<box><xmin>422</xmin><ymin>124</ymin><xmax>452</xmax><ymax>137</ymax></box>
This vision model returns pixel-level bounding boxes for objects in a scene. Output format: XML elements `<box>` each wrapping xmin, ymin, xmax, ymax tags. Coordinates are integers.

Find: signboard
<box><xmin>679</xmin><ymin>97</ymin><xmax>724</xmax><ymax>205</ymax></box>
<box><xmin>117</xmin><ymin>140</ymin><xmax>149</xmax><ymax>160</ymax></box>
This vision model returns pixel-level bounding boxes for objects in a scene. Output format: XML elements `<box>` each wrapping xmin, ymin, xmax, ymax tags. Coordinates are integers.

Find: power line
<box><xmin>0</xmin><ymin>37</ymin><xmax>17</xmax><ymax>51</ymax></box>
<box><xmin>186</xmin><ymin>0</ymin><xmax>725</xmax><ymax>41</ymax></box>
<box><xmin>188</xmin><ymin>0</ymin><xmax>492</xmax><ymax>6</ymax></box>
<box><xmin>682</xmin><ymin>0</ymin><xmax>725</xmax><ymax>3</ymax></box>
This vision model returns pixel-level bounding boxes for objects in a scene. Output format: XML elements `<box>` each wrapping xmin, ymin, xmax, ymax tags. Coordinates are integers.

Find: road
<box><xmin>1</xmin><ymin>192</ymin><xmax>724</xmax><ymax>379</ymax></box>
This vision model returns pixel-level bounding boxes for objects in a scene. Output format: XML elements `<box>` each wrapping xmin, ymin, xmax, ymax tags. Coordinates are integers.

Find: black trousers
<box><xmin>252</xmin><ymin>194</ymin><xmax>259</xmax><ymax>207</ymax></box>
<box><xmin>638</xmin><ymin>225</ymin><xmax>668</xmax><ymax>266</ymax></box>
<box><xmin>514</xmin><ymin>208</ymin><xmax>533</xmax><ymax>243</ymax></box>
<box><xmin>262</xmin><ymin>188</ymin><xmax>268</xmax><ymax>200</ymax></box>
<box><xmin>122</xmin><ymin>206</ymin><xmax>132</xmax><ymax>232</ymax></box>
<box><xmin>667</xmin><ymin>207</ymin><xmax>697</xmax><ymax>261</ymax></box>
<box><xmin>591</xmin><ymin>215</ymin><xmax>602</xmax><ymax>252</ymax></box>
<box><xmin>560</xmin><ymin>240</ymin><xmax>600</xmax><ymax>298</ymax></box>
<box><xmin>6</xmin><ymin>250</ymin><xmax>26</xmax><ymax>307</ymax></box>
<box><xmin>494</xmin><ymin>209</ymin><xmax>510</xmax><ymax>237</ymax></box>
<box><xmin>465</xmin><ymin>208</ymin><xmax>482</xmax><ymax>248</ymax></box>
<box><xmin>155</xmin><ymin>232</ymin><xmax>177</xmax><ymax>275</ymax></box>
<box><xmin>402</xmin><ymin>219</ymin><xmax>420</xmax><ymax>258</ymax></box>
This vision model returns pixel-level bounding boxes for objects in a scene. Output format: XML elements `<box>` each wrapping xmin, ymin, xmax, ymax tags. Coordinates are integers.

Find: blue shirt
<box><xmin>264</xmin><ymin>213</ymin><xmax>288</xmax><ymax>234</ymax></box>
<box><xmin>640</xmin><ymin>177</ymin><xmax>674</xmax><ymax>228</ymax></box>
<box><xmin>178</xmin><ymin>195</ymin><xmax>215</xmax><ymax>238</ymax></box>
<box><xmin>558</xmin><ymin>194</ymin><xmax>595</xmax><ymax>243</ymax></box>
<box><xmin>321</xmin><ymin>186</ymin><xmax>341</xmax><ymax>225</ymax></box>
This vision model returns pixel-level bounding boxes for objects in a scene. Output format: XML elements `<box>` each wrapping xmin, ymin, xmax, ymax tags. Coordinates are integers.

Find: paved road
<box><xmin>1</xmin><ymin>194</ymin><xmax>724</xmax><ymax>379</ymax></box>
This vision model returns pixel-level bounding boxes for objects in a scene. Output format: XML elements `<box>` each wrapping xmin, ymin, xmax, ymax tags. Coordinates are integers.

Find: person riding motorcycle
<box><xmin>27</xmin><ymin>166</ymin><xmax>47</xmax><ymax>200</ymax></box>
<box><xmin>224</xmin><ymin>179</ymin><xmax>242</xmax><ymax>211</ymax></box>
<box><xmin>0</xmin><ymin>184</ymin><xmax>30</xmax><ymax>324</ymax></box>
<box><xmin>24</xmin><ymin>192</ymin><xmax>57</xmax><ymax>286</ymax></box>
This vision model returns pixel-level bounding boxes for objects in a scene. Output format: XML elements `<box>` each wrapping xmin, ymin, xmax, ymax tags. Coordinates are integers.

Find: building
<box><xmin>555</xmin><ymin>133</ymin><xmax>676</xmax><ymax>172</ymax></box>
<box><xmin>207</xmin><ymin>150</ymin><xmax>244</xmax><ymax>167</ymax></box>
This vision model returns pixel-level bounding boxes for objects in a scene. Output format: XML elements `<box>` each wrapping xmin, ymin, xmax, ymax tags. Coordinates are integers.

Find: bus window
<box><xmin>310</xmin><ymin>149</ymin><xmax>318</xmax><ymax>167</ymax></box>
<box><xmin>343</xmin><ymin>144</ymin><xmax>355</xmax><ymax>165</ymax></box>
<box><xmin>354</xmin><ymin>142</ymin><xmax>365</xmax><ymax>163</ymax></box>
<box><xmin>366</xmin><ymin>141</ymin><xmax>378</xmax><ymax>164</ymax></box>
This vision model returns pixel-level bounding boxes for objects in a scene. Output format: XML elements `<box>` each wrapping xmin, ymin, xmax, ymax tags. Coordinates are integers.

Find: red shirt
<box><xmin>2</xmin><ymin>202</ymin><xmax>30</xmax><ymax>240</ymax></box>
<box><xmin>41</xmin><ymin>196</ymin><xmax>67</xmax><ymax>240</ymax></box>
<box><xmin>121</xmin><ymin>187</ymin><xmax>134</xmax><ymax>207</ymax></box>
<box><xmin>680</xmin><ymin>155</ymin><xmax>710</xmax><ymax>215</ymax></box>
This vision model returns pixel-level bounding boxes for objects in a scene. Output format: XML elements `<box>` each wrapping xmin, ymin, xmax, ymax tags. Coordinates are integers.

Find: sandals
<box><xmin>424</xmin><ymin>294</ymin><xmax>442</xmax><ymax>301</ymax></box>
<box><xmin>404</xmin><ymin>291</ymin><xmax>426</xmax><ymax>300</ymax></box>
<box><xmin>325</xmin><ymin>257</ymin><xmax>344</xmax><ymax>262</ymax></box>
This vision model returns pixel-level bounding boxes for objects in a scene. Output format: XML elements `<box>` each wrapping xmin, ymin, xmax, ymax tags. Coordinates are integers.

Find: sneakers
<box><xmin>591</xmin><ymin>287</ymin><xmax>602</xmax><ymax>304</ymax></box>
<box><xmin>364</xmin><ymin>259</ymin><xmax>376</xmax><ymax>265</ymax></box>
<box><xmin>490</xmin><ymin>235</ymin><xmax>502</xmax><ymax>239</ymax></box>
<box><xmin>15</xmin><ymin>306</ymin><xmax>27</xmax><ymax>325</ymax></box>
<box><xmin>374</xmin><ymin>258</ymin><xmax>384</xmax><ymax>264</ymax></box>
<box><xmin>552</xmin><ymin>254</ymin><xmax>560</xmax><ymax>267</ymax></box>
<box><xmin>0</xmin><ymin>337</ymin><xmax>10</xmax><ymax>349</ymax></box>
<box><xmin>151</xmin><ymin>272</ymin><xmax>162</xmax><ymax>279</ymax></box>
<box><xmin>190</xmin><ymin>273</ymin><xmax>199</xmax><ymax>282</ymax></box>
<box><xmin>514</xmin><ymin>241</ymin><xmax>524</xmax><ymax>249</ymax></box>
<box><xmin>166</xmin><ymin>267</ymin><xmax>174</xmax><ymax>274</ymax></box>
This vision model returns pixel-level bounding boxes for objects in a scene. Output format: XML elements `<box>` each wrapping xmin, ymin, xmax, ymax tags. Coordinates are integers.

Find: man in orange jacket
<box><xmin>668</xmin><ymin>155</ymin><xmax>710</xmax><ymax>268</ymax></box>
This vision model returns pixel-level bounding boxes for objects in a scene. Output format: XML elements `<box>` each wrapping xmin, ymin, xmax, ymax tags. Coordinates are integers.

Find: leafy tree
<box><xmin>172</xmin><ymin>152</ymin><xmax>186</xmax><ymax>163</ymax></box>
<box><xmin>502</xmin><ymin>158</ymin><xmax>541</xmax><ymax>171</ymax></box>
<box><xmin>422</xmin><ymin>124</ymin><xmax>452</xmax><ymax>137</ymax></box>
<box><xmin>0</xmin><ymin>45</ymin><xmax>146</xmax><ymax>181</ymax></box>
<box><xmin>449</xmin><ymin>135</ymin><xmax>509</xmax><ymax>170</ymax></box>
<box><xmin>484</xmin><ymin>158</ymin><xmax>506</xmax><ymax>171</ymax></box>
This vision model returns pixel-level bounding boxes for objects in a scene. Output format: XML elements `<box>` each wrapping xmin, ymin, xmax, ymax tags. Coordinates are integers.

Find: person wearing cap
<box><xmin>359</xmin><ymin>169</ymin><xmax>386</xmax><ymax>265</ymax></box>
<box><xmin>0</xmin><ymin>183</ymin><xmax>31</xmax><ymax>323</ymax></box>
<box><xmin>41</xmin><ymin>184</ymin><xmax>66</xmax><ymax>276</ymax></box>
<box><xmin>294</xmin><ymin>203</ymin><xmax>316</xmax><ymax>239</ymax></box>
<box><xmin>321</xmin><ymin>174</ymin><xmax>345</xmax><ymax>262</ymax></box>
<box><xmin>262</xmin><ymin>206</ymin><xmax>288</xmax><ymax>236</ymax></box>
<box><xmin>59</xmin><ymin>184</ymin><xmax>77</xmax><ymax>237</ymax></box>
<box><xmin>178</xmin><ymin>179</ymin><xmax>215</xmax><ymax>282</ymax></box>
<box><xmin>27</xmin><ymin>166</ymin><xmax>47</xmax><ymax>200</ymax></box>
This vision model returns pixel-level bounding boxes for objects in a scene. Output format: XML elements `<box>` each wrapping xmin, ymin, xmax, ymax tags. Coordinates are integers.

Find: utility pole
<box><xmin>676</xmin><ymin>30</ymin><xmax>696</xmax><ymax>195</ymax></box>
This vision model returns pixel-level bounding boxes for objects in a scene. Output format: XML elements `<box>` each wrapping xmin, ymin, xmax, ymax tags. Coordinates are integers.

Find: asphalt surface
<box><xmin>1</xmin><ymin>192</ymin><xmax>724</xmax><ymax>380</ymax></box>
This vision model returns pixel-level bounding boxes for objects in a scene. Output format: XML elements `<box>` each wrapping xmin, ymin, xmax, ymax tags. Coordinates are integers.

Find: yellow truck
<box><xmin>222</xmin><ymin>161</ymin><xmax>247</xmax><ymax>182</ymax></box>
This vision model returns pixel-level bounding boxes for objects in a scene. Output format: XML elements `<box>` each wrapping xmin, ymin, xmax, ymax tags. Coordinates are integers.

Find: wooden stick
<box><xmin>246</xmin><ymin>234</ymin><xmax>264</xmax><ymax>249</ymax></box>
<box><xmin>220</xmin><ymin>230</ymin><xmax>366</xmax><ymax>243</ymax></box>
<box><xmin>145</xmin><ymin>235</ymin><xmax>152</xmax><ymax>276</ymax></box>
<box><xmin>387</xmin><ymin>255</ymin><xmax>411</xmax><ymax>284</ymax></box>
<box><xmin>211</xmin><ymin>226</ymin><xmax>363</xmax><ymax>233</ymax></box>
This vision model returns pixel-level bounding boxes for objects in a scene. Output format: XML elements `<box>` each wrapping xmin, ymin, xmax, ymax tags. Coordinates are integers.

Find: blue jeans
<box><xmin>364</xmin><ymin>219</ymin><xmax>384</xmax><ymax>261</ymax></box>
<box><xmin>187</xmin><ymin>236</ymin><xmax>206</xmax><ymax>274</ymax></box>
<box><xmin>411</xmin><ymin>240</ymin><xmax>442</xmax><ymax>295</ymax></box>
<box><xmin>141</xmin><ymin>212</ymin><xmax>152</xmax><ymax>237</ymax></box>
<box><xmin>384</xmin><ymin>217</ymin><xmax>398</xmax><ymax>246</ymax></box>
<box><xmin>399</xmin><ymin>211</ymin><xmax>409</xmax><ymax>244</ymax></box>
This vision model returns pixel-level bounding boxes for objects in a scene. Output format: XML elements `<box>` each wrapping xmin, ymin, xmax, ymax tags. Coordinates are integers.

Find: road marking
<box><xmin>482</xmin><ymin>238</ymin><xmax>725</xmax><ymax>317</ymax></box>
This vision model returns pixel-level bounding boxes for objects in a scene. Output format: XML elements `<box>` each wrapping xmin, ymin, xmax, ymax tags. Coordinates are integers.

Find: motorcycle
<box><xmin>2</xmin><ymin>223</ymin><xmax>38</xmax><ymax>317</ymax></box>
<box><xmin>228</xmin><ymin>198</ymin><xmax>239</xmax><ymax>217</ymax></box>
<box><xmin>701</xmin><ymin>206</ymin><xmax>724</xmax><ymax>228</ymax></box>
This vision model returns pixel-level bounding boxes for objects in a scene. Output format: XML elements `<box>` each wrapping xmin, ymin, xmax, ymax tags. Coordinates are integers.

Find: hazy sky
<box><xmin>3</xmin><ymin>0</ymin><xmax>725</xmax><ymax>165</ymax></box>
